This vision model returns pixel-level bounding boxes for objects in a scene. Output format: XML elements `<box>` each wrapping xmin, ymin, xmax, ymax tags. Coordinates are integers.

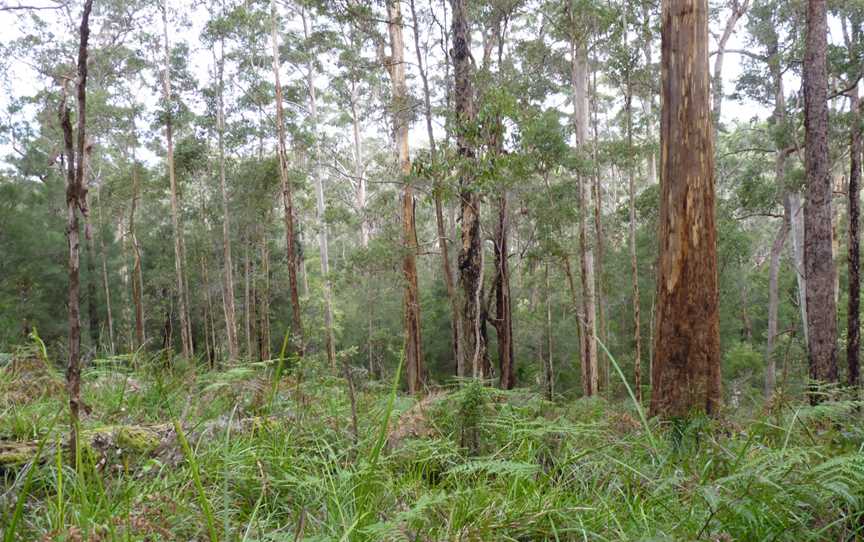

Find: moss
<box><xmin>115</xmin><ymin>426</ymin><xmax>160</xmax><ymax>455</ymax></box>
<box><xmin>0</xmin><ymin>443</ymin><xmax>37</xmax><ymax>466</ymax></box>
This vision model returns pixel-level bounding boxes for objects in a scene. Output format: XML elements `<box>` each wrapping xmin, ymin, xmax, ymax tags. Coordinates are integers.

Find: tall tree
<box><xmin>845</xmin><ymin>16</ymin><xmax>862</xmax><ymax>388</ymax></box>
<box><xmin>270</xmin><ymin>0</ymin><xmax>304</xmax><ymax>354</ymax></box>
<box><xmin>161</xmin><ymin>0</ymin><xmax>193</xmax><ymax>359</ymax></box>
<box><xmin>650</xmin><ymin>0</ymin><xmax>721</xmax><ymax>417</ymax></box>
<box><xmin>802</xmin><ymin>0</ymin><xmax>838</xmax><ymax>394</ymax></box>
<box><xmin>409</xmin><ymin>0</ymin><xmax>463</xmax><ymax>374</ymax></box>
<box><xmin>214</xmin><ymin>6</ymin><xmax>240</xmax><ymax>361</ymax></box>
<box><xmin>385</xmin><ymin>0</ymin><xmax>424</xmax><ymax>394</ymax></box>
<box><xmin>60</xmin><ymin>0</ymin><xmax>93</xmax><ymax>464</ymax></box>
<box><xmin>451</xmin><ymin>0</ymin><xmax>486</xmax><ymax>378</ymax></box>
<box><xmin>569</xmin><ymin>25</ymin><xmax>598</xmax><ymax>397</ymax></box>
<box><xmin>302</xmin><ymin>7</ymin><xmax>336</xmax><ymax>368</ymax></box>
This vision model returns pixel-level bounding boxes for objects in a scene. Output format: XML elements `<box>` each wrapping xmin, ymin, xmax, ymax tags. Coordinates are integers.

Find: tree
<box><xmin>269</xmin><ymin>0</ymin><xmax>304</xmax><ymax>354</ymax></box>
<box><xmin>161</xmin><ymin>0</ymin><xmax>193</xmax><ymax>359</ymax></box>
<box><xmin>650</xmin><ymin>0</ymin><xmax>721</xmax><ymax>418</ymax></box>
<box><xmin>451</xmin><ymin>0</ymin><xmax>486</xmax><ymax>378</ymax></box>
<box><xmin>60</xmin><ymin>0</ymin><xmax>93</xmax><ymax>464</ymax></box>
<box><xmin>802</xmin><ymin>0</ymin><xmax>838</xmax><ymax>395</ymax></box>
<box><xmin>385</xmin><ymin>0</ymin><xmax>423</xmax><ymax>394</ymax></box>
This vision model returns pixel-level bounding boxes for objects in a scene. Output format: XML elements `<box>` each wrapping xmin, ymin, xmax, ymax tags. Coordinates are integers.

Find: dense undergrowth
<box><xmin>2</xmin><ymin>345</ymin><xmax>864</xmax><ymax>541</ymax></box>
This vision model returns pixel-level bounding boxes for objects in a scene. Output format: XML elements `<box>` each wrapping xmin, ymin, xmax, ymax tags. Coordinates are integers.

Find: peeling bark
<box><xmin>650</xmin><ymin>0</ymin><xmax>722</xmax><ymax>418</ymax></box>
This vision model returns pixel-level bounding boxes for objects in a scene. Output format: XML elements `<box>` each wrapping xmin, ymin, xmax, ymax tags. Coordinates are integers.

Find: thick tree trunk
<box><xmin>162</xmin><ymin>1</ymin><xmax>192</xmax><ymax>360</ymax></box>
<box><xmin>650</xmin><ymin>0</ymin><xmax>721</xmax><ymax>418</ymax></box>
<box><xmin>216</xmin><ymin>34</ymin><xmax>239</xmax><ymax>361</ymax></box>
<box><xmin>803</xmin><ymin>0</ymin><xmax>838</xmax><ymax>394</ymax></box>
<box><xmin>386</xmin><ymin>0</ymin><xmax>424</xmax><ymax>394</ymax></box>
<box><xmin>270</xmin><ymin>0</ymin><xmax>304</xmax><ymax>355</ymax></box>
<box><xmin>849</xmin><ymin>87</ymin><xmax>861</xmax><ymax>387</ymax></box>
<box><xmin>60</xmin><ymin>0</ymin><xmax>92</xmax><ymax>465</ymax></box>
<box><xmin>451</xmin><ymin>0</ymin><xmax>486</xmax><ymax>378</ymax></box>
<box><xmin>302</xmin><ymin>10</ymin><xmax>336</xmax><ymax>369</ymax></box>
<box><xmin>410</xmin><ymin>0</ymin><xmax>463</xmax><ymax>374</ymax></box>
<box><xmin>571</xmin><ymin>37</ymin><xmax>598</xmax><ymax>397</ymax></box>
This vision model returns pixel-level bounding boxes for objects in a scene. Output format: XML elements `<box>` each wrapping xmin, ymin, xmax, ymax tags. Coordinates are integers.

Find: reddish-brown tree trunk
<box><xmin>650</xmin><ymin>0</ymin><xmax>722</xmax><ymax>418</ymax></box>
<box><xmin>386</xmin><ymin>0</ymin><xmax>424</xmax><ymax>394</ymax></box>
<box><xmin>803</xmin><ymin>0</ymin><xmax>838</xmax><ymax>395</ymax></box>
<box><xmin>451</xmin><ymin>0</ymin><xmax>487</xmax><ymax>378</ymax></box>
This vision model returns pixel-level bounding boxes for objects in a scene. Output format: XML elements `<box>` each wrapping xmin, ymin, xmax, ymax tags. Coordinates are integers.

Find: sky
<box><xmin>0</xmin><ymin>1</ymin><xmax>843</xmax><ymax>174</ymax></box>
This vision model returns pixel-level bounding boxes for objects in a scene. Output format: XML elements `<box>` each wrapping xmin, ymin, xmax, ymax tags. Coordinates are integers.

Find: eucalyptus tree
<box><xmin>650</xmin><ymin>0</ymin><xmax>722</xmax><ymax>417</ymax></box>
<box><xmin>802</xmin><ymin>0</ymin><xmax>838</xmax><ymax>395</ymax></box>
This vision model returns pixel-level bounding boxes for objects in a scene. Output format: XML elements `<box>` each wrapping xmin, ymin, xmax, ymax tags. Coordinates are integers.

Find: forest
<box><xmin>2</xmin><ymin>0</ymin><xmax>864</xmax><ymax>539</ymax></box>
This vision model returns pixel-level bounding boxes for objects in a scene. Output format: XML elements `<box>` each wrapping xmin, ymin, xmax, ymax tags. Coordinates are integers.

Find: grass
<box><xmin>2</xmin><ymin>347</ymin><xmax>864</xmax><ymax>540</ymax></box>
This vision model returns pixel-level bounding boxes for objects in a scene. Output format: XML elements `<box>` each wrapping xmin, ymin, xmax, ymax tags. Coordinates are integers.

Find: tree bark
<box><xmin>849</xmin><ymin>86</ymin><xmax>861</xmax><ymax>387</ymax></box>
<box><xmin>60</xmin><ymin>0</ymin><xmax>92</xmax><ymax>465</ymax></box>
<box><xmin>451</xmin><ymin>0</ymin><xmax>486</xmax><ymax>378</ymax></box>
<box><xmin>803</xmin><ymin>0</ymin><xmax>838</xmax><ymax>394</ymax></box>
<box><xmin>410</xmin><ymin>0</ymin><xmax>463</xmax><ymax>374</ymax></box>
<box><xmin>386</xmin><ymin>0</ymin><xmax>424</xmax><ymax>394</ymax></box>
<box><xmin>270</xmin><ymin>0</ymin><xmax>304</xmax><ymax>355</ymax></box>
<box><xmin>216</xmin><ymin>30</ymin><xmax>239</xmax><ymax>361</ymax></box>
<box><xmin>650</xmin><ymin>0</ymin><xmax>722</xmax><ymax>418</ymax></box>
<box><xmin>494</xmin><ymin>193</ymin><xmax>515</xmax><ymax>389</ymax></box>
<box><xmin>161</xmin><ymin>0</ymin><xmax>193</xmax><ymax>360</ymax></box>
<box><xmin>571</xmin><ymin>36</ymin><xmax>598</xmax><ymax>397</ymax></box>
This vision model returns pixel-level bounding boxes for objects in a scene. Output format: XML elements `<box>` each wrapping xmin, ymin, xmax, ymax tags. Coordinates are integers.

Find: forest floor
<box><xmin>2</xmin><ymin>345</ymin><xmax>864</xmax><ymax>541</ymax></box>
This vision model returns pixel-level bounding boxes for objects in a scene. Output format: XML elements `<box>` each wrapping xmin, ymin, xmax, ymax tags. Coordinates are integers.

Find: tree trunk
<box><xmin>451</xmin><ymin>0</ymin><xmax>486</xmax><ymax>378</ymax></box>
<box><xmin>765</xmin><ymin>218</ymin><xmax>789</xmax><ymax>396</ymax></box>
<box><xmin>544</xmin><ymin>262</ymin><xmax>553</xmax><ymax>400</ymax></box>
<box><xmin>410</xmin><ymin>0</ymin><xmax>463</xmax><ymax>374</ymax></box>
<box><xmin>86</xmin><ymin>221</ymin><xmax>99</xmax><ymax>351</ymax></box>
<box><xmin>270</xmin><ymin>0</ymin><xmax>304</xmax><ymax>354</ymax></box>
<box><xmin>625</xmin><ymin>81</ymin><xmax>643</xmax><ymax>403</ymax></box>
<box><xmin>650</xmin><ymin>0</ymin><xmax>721</xmax><ymax>418</ymax></box>
<box><xmin>590</xmin><ymin>66</ymin><xmax>607</xmax><ymax>392</ymax></box>
<box><xmin>803</xmin><ymin>0</ymin><xmax>838</xmax><ymax>394</ymax></box>
<box><xmin>60</xmin><ymin>0</ymin><xmax>92</xmax><ymax>465</ymax></box>
<box><xmin>386</xmin><ymin>0</ymin><xmax>424</xmax><ymax>394</ymax></box>
<box><xmin>162</xmin><ymin>1</ymin><xmax>192</xmax><ymax>360</ymax></box>
<box><xmin>96</xmin><ymin>190</ymin><xmax>115</xmax><ymax>355</ymax></box>
<box><xmin>129</xmin><ymin>152</ymin><xmax>146</xmax><ymax>349</ymax></box>
<box><xmin>494</xmin><ymin>193</ymin><xmax>515</xmax><ymax>389</ymax></box>
<box><xmin>849</xmin><ymin>86</ymin><xmax>861</xmax><ymax>387</ymax></box>
<box><xmin>302</xmin><ymin>9</ymin><xmax>336</xmax><ymax>369</ymax></box>
<box><xmin>216</xmin><ymin>32</ymin><xmax>239</xmax><ymax>362</ymax></box>
<box><xmin>571</xmin><ymin>37</ymin><xmax>598</xmax><ymax>397</ymax></box>
<box><xmin>788</xmin><ymin>192</ymin><xmax>809</xmax><ymax>345</ymax></box>
<box><xmin>244</xmin><ymin>243</ymin><xmax>253</xmax><ymax>359</ymax></box>
<box><xmin>259</xmin><ymin>235</ymin><xmax>272</xmax><ymax>361</ymax></box>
